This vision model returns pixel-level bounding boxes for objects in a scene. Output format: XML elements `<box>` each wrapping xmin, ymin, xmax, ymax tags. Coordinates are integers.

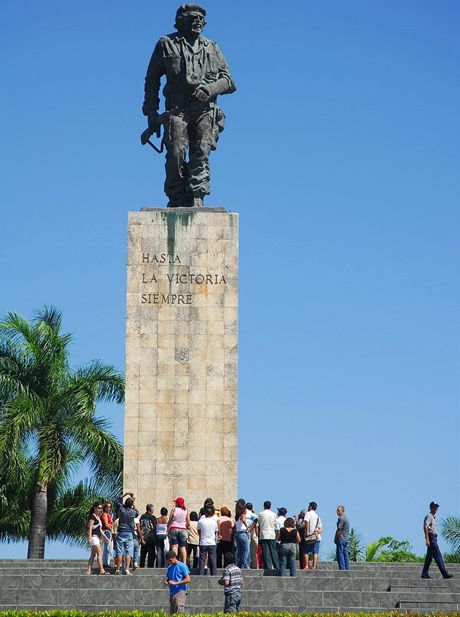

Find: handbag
<box><xmin>304</xmin><ymin>514</ymin><xmax>320</xmax><ymax>543</ymax></box>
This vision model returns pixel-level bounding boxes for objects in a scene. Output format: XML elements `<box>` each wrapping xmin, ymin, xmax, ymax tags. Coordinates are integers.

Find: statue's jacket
<box><xmin>143</xmin><ymin>32</ymin><xmax>236</xmax><ymax>115</ymax></box>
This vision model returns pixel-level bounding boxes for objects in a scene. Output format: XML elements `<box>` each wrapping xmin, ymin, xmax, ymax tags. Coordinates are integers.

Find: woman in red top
<box><xmin>101</xmin><ymin>501</ymin><xmax>113</xmax><ymax>568</ymax></box>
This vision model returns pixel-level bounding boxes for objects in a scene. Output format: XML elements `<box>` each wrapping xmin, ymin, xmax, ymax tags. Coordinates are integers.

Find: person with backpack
<box><xmin>140</xmin><ymin>503</ymin><xmax>157</xmax><ymax>568</ymax></box>
<box><xmin>114</xmin><ymin>497</ymin><xmax>137</xmax><ymax>575</ymax></box>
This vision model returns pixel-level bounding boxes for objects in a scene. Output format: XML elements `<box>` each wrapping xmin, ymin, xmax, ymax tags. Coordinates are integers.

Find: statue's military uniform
<box><xmin>143</xmin><ymin>33</ymin><xmax>236</xmax><ymax>207</ymax></box>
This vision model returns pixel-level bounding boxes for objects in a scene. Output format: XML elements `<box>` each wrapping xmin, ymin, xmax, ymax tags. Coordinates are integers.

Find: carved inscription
<box><xmin>142</xmin><ymin>253</ymin><xmax>182</xmax><ymax>264</ymax></box>
<box><xmin>141</xmin><ymin>293</ymin><xmax>192</xmax><ymax>305</ymax></box>
<box><xmin>140</xmin><ymin>253</ymin><xmax>227</xmax><ymax>306</ymax></box>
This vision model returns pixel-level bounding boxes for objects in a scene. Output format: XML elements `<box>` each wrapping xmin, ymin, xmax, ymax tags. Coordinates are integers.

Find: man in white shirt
<box><xmin>275</xmin><ymin>507</ymin><xmax>287</xmax><ymax>540</ymax></box>
<box><xmin>198</xmin><ymin>505</ymin><xmax>218</xmax><ymax>575</ymax></box>
<box><xmin>257</xmin><ymin>501</ymin><xmax>279</xmax><ymax>569</ymax></box>
<box><xmin>303</xmin><ymin>501</ymin><xmax>323</xmax><ymax>570</ymax></box>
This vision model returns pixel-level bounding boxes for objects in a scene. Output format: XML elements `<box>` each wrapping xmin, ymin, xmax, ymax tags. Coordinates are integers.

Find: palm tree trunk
<box><xmin>27</xmin><ymin>483</ymin><xmax>48</xmax><ymax>559</ymax></box>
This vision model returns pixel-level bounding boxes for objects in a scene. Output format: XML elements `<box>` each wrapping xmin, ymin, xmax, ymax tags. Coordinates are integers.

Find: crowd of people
<box><xmin>86</xmin><ymin>496</ymin><xmax>453</xmax><ymax>614</ymax></box>
<box><xmin>86</xmin><ymin>494</ymin><xmax>351</xmax><ymax>577</ymax></box>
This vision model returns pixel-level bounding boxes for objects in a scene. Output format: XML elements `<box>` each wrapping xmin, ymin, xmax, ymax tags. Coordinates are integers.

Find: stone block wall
<box><xmin>124</xmin><ymin>208</ymin><xmax>238</xmax><ymax>512</ymax></box>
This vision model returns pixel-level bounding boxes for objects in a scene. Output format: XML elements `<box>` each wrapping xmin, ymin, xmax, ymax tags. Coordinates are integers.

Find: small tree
<box><xmin>366</xmin><ymin>536</ymin><xmax>393</xmax><ymax>561</ymax></box>
<box><xmin>348</xmin><ymin>528</ymin><xmax>365</xmax><ymax>561</ymax></box>
<box><xmin>374</xmin><ymin>538</ymin><xmax>421</xmax><ymax>562</ymax></box>
<box><xmin>366</xmin><ymin>536</ymin><xmax>421</xmax><ymax>562</ymax></box>
<box><xmin>327</xmin><ymin>527</ymin><xmax>366</xmax><ymax>562</ymax></box>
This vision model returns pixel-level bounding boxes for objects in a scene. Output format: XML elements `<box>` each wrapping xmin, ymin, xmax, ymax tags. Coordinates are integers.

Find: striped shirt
<box><xmin>222</xmin><ymin>563</ymin><xmax>243</xmax><ymax>595</ymax></box>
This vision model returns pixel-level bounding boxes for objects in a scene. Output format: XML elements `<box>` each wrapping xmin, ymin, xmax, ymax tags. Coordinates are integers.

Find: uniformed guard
<box><xmin>421</xmin><ymin>501</ymin><xmax>453</xmax><ymax>579</ymax></box>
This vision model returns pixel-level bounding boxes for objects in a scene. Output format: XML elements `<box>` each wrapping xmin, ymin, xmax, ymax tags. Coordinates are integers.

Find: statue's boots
<box><xmin>181</xmin><ymin>193</ymin><xmax>204</xmax><ymax>208</ymax></box>
<box><xmin>167</xmin><ymin>198</ymin><xmax>186</xmax><ymax>208</ymax></box>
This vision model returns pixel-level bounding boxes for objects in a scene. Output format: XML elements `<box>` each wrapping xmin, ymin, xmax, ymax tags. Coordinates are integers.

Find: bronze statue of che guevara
<box><xmin>141</xmin><ymin>4</ymin><xmax>236</xmax><ymax>208</ymax></box>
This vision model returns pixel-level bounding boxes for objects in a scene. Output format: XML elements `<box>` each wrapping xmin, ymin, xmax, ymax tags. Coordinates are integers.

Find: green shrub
<box><xmin>1</xmin><ymin>612</ymin><xmax>460</xmax><ymax>617</ymax></box>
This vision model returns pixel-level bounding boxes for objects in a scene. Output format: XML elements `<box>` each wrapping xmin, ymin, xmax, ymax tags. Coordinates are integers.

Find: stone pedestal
<box><xmin>124</xmin><ymin>208</ymin><xmax>238</xmax><ymax>512</ymax></box>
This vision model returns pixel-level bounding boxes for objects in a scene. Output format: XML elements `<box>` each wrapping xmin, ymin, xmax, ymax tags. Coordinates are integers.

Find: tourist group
<box><xmin>87</xmin><ymin>494</ymin><xmax>350</xmax><ymax>576</ymax></box>
<box><xmin>86</xmin><ymin>496</ymin><xmax>452</xmax><ymax>613</ymax></box>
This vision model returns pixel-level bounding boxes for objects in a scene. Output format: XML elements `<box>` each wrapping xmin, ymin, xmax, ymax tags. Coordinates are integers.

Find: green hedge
<box><xmin>1</xmin><ymin>612</ymin><xmax>460</xmax><ymax>617</ymax></box>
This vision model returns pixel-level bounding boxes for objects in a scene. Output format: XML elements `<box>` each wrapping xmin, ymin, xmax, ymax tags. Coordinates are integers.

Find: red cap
<box><xmin>175</xmin><ymin>497</ymin><xmax>185</xmax><ymax>507</ymax></box>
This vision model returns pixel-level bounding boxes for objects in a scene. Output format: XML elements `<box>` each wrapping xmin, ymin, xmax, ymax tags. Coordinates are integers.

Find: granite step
<box><xmin>1</xmin><ymin>559</ymin><xmax>458</xmax><ymax>569</ymax></box>
<box><xmin>1</xmin><ymin>560</ymin><xmax>460</xmax><ymax>612</ymax></box>
<box><xmin>397</xmin><ymin>600</ymin><xmax>460</xmax><ymax>610</ymax></box>
<box><xmin>10</xmin><ymin>573</ymin><xmax>459</xmax><ymax>592</ymax></box>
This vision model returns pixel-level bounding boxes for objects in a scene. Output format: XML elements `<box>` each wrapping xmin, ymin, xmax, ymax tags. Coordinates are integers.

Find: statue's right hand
<box><xmin>148</xmin><ymin>112</ymin><xmax>161</xmax><ymax>138</ymax></box>
<box><xmin>140</xmin><ymin>127</ymin><xmax>152</xmax><ymax>145</ymax></box>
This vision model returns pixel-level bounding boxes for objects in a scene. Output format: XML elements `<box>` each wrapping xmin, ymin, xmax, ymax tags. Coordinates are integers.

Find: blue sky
<box><xmin>1</xmin><ymin>0</ymin><xmax>459</xmax><ymax>559</ymax></box>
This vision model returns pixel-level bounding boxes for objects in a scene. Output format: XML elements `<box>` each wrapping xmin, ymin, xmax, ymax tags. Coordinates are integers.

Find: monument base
<box><xmin>124</xmin><ymin>207</ymin><xmax>238</xmax><ymax>512</ymax></box>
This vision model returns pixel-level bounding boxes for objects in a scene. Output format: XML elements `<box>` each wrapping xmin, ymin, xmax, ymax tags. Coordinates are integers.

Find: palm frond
<box><xmin>366</xmin><ymin>536</ymin><xmax>393</xmax><ymax>561</ymax></box>
<box><xmin>32</xmin><ymin>309</ymin><xmax>72</xmax><ymax>380</ymax></box>
<box><xmin>33</xmin><ymin>306</ymin><xmax>63</xmax><ymax>332</ymax></box>
<box><xmin>0</xmin><ymin>341</ymin><xmax>38</xmax><ymax>401</ymax></box>
<box><xmin>72</xmin><ymin>416</ymin><xmax>123</xmax><ymax>482</ymax></box>
<box><xmin>0</xmin><ymin>396</ymin><xmax>40</xmax><ymax>458</ymax></box>
<box><xmin>47</xmin><ymin>477</ymin><xmax>121</xmax><ymax>546</ymax></box>
<box><xmin>73</xmin><ymin>362</ymin><xmax>125</xmax><ymax>405</ymax></box>
<box><xmin>55</xmin><ymin>364</ymin><xmax>124</xmax><ymax>427</ymax></box>
<box><xmin>0</xmin><ymin>311</ymin><xmax>38</xmax><ymax>352</ymax></box>
<box><xmin>54</xmin><ymin>442</ymin><xmax>86</xmax><ymax>488</ymax></box>
<box><xmin>0</xmin><ymin>448</ymin><xmax>34</xmax><ymax>541</ymax></box>
<box><xmin>441</xmin><ymin>517</ymin><xmax>460</xmax><ymax>552</ymax></box>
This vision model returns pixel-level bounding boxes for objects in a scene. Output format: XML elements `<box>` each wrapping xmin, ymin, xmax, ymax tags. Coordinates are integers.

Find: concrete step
<box><xmin>397</xmin><ymin>600</ymin><xmax>460</xmax><ymax>610</ymax></box>
<box><xmin>6</xmin><ymin>572</ymin><xmax>458</xmax><ymax>593</ymax></box>
<box><xmin>1</xmin><ymin>560</ymin><xmax>459</xmax><ymax>612</ymax></box>
<box><xmin>1</xmin><ymin>587</ymin><xmax>453</xmax><ymax>610</ymax></box>
<box><xmin>2</xmin><ymin>565</ymin><xmax>458</xmax><ymax>579</ymax></box>
<box><xmin>389</xmin><ymin>582</ymin><xmax>460</xmax><ymax>592</ymax></box>
<box><xmin>0</xmin><ymin>589</ymin><xmax>396</xmax><ymax>609</ymax></box>
<box><xmin>1</xmin><ymin>559</ymin><xmax>458</xmax><ymax>569</ymax></box>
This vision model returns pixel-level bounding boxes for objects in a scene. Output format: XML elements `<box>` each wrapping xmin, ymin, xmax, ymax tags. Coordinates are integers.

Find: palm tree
<box><xmin>0</xmin><ymin>306</ymin><xmax>124</xmax><ymax>558</ymax></box>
